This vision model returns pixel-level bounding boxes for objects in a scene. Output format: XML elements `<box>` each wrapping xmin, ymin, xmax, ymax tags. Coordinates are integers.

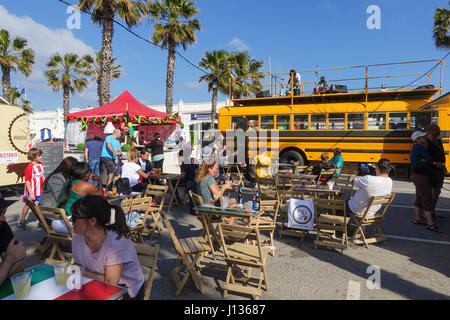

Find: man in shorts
<box><xmin>101</xmin><ymin>129</ymin><xmax>122</xmax><ymax>190</ymax></box>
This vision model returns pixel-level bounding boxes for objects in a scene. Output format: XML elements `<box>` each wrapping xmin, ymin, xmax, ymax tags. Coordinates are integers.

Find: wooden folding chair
<box><xmin>256</xmin><ymin>176</ymin><xmax>278</xmax><ymax>200</ymax></box>
<box><xmin>160</xmin><ymin>211</ymin><xmax>211</xmax><ymax>296</ymax></box>
<box><xmin>217</xmin><ymin>224</ymin><xmax>271</xmax><ymax>300</ymax></box>
<box><xmin>247</xmin><ymin>199</ymin><xmax>280</xmax><ymax>256</ymax></box>
<box><xmin>333</xmin><ymin>175</ymin><xmax>352</xmax><ymax>199</ymax></box>
<box><xmin>317</xmin><ymin>168</ymin><xmax>336</xmax><ymax>185</ymax></box>
<box><xmin>25</xmin><ymin>199</ymin><xmax>73</xmax><ymax>261</ymax></box>
<box><xmin>314</xmin><ymin>199</ymin><xmax>350</xmax><ymax>254</ymax></box>
<box><xmin>127</xmin><ymin>196</ymin><xmax>153</xmax><ymax>244</ymax></box>
<box><xmin>143</xmin><ymin>184</ymin><xmax>168</xmax><ymax>240</ymax></box>
<box><xmin>134</xmin><ymin>243</ymin><xmax>160</xmax><ymax>300</ymax></box>
<box><xmin>349</xmin><ymin>193</ymin><xmax>396</xmax><ymax>248</ymax></box>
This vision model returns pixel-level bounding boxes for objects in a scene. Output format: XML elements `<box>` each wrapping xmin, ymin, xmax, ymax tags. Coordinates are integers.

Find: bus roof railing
<box><xmin>228</xmin><ymin>59</ymin><xmax>444</xmax><ymax>103</ymax></box>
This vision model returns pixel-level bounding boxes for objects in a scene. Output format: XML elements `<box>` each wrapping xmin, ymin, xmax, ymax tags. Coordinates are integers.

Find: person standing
<box><xmin>410</xmin><ymin>131</ymin><xmax>443</xmax><ymax>232</ymax></box>
<box><xmin>150</xmin><ymin>132</ymin><xmax>164</xmax><ymax>170</ymax></box>
<box><xmin>101</xmin><ymin>129</ymin><xmax>122</xmax><ymax>190</ymax></box>
<box><xmin>287</xmin><ymin>69</ymin><xmax>302</xmax><ymax>94</ymax></box>
<box><xmin>425</xmin><ymin>124</ymin><xmax>447</xmax><ymax>220</ymax></box>
<box><xmin>19</xmin><ymin>148</ymin><xmax>44</xmax><ymax>230</ymax></box>
<box><xmin>84</xmin><ymin>136</ymin><xmax>103</xmax><ymax>177</ymax></box>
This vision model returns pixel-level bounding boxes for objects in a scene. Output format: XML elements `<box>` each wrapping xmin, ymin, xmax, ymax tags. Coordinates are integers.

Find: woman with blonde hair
<box><xmin>196</xmin><ymin>160</ymin><xmax>234</xmax><ymax>223</ymax></box>
<box><xmin>121</xmin><ymin>149</ymin><xmax>151</xmax><ymax>192</ymax></box>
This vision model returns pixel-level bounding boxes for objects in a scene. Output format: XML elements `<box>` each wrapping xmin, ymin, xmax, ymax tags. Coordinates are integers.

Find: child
<box><xmin>19</xmin><ymin>148</ymin><xmax>44</xmax><ymax>230</ymax></box>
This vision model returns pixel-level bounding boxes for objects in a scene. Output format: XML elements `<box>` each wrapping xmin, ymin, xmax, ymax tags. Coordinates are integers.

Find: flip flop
<box><xmin>426</xmin><ymin>224</ymin><xmax>444</xmax><ymax>233</ymax></box>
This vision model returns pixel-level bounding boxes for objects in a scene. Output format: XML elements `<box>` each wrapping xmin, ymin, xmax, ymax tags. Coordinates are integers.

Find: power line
<box><xmin>58</xmin><ymin>0</ymin><xmax>209</xmax><ymax>75</ymax></box>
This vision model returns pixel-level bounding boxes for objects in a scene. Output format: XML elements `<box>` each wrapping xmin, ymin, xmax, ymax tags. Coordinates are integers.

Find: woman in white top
<box><xmin>121</xmin><ymin>149</ymin><xmax>151</xmax><ymax>192</ymax></box>
<box><xmin>71</xmin><ymin>195</ymin><xmax>145</xmax><ymax>299</ymax></box>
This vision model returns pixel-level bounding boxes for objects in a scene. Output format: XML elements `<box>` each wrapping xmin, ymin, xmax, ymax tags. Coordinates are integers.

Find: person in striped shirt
<box><xmin>19</xmin><ymin>148</ymin><xmax>44</xmax><ymax>230</ymax></box>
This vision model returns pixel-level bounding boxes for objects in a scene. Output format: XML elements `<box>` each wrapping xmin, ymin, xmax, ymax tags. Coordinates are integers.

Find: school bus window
<box><xmin>293</xmin><ymin>114</ymin><xmax>308</xmax><ymax>130</ymax></box>
<box><xmin>329</xmin><ymin>113</ymin><xmax>345</xmax><ymax>130</ymax></box>
<box><xmin>311</xmin><ymin>114</ymin><xmax>326</xmax><ymax>130</ymax></box>
<box><xmin>389</xmin><ymin>112</ymin><xmax>407</xmax><ymax>130</ymax></box>
<box><xmin>231</xmin><ymin>116</ymin><xmax>239</xmax><ymax>130</ymax></box>
<box><xmin>431</xmin><ymin>111</ymin><xmax>438</xmax><ymax>124</ymax></box>
<box><xmin>410</xmin><ymin>112</ymin><xmax>416</xmax><ymax>130</ymax></box>
<box><xmin>277</xmin><ymin>115</ymin><xmax>290</xmax><ymax>130</ymax></box>
<box><xmin>247</xmin><ymin>115</ymin><xmax>259</xmax><ymax>130</ymax></box>
<box><xmin>367</xmin><ymin>112</ymin><xmax>386</xmax><ymax>130</ymax></box>
<box><xmin>347</xmin><ymin>113</ymin><xmax>364</xmax><ymax>130</ymax></box>
<box><xmin>261</xmin><ymin>115</ymin><xmax>275</xmax><ymax>129</ymax></box>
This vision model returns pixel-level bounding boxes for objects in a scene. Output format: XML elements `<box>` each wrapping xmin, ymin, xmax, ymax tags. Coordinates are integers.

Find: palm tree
<box><xmin>43</xmin><ymin>53</ymin><xmax>92</xmax><ymax>117</ymax></box>
<box><xmin>198</xmin><ymin>50</ymin><xmax>232</xmax><ymax>129</ymax></box>
<box><xmin>147</xmin><ymin>0</ymin><xmax>201</xmax><ymax>114</ymax></box>
<box><xmin>9</xmin><ymin>87</ymin><xmax>33</xmax><ymax>113</ymax></box>
<box><xmin>433</xmin><ymin>2</ymin><xmax>450</xmax><ymax>49</ymax></box>
<box><xmin>78</xmin><ymin>0</ymin><xmax>145</xmax><ymax>106</ymax></box>
<box><xmin>83</xmin><ymin>51</ymin><xmax>122</xmax><ymax>104</ymax></box>
<box><xmin>229</xmin><ymin>51</ymin><xmax>264</xmax><ymax>99</ymax></box>
<box><xmin>0</xmin><ymin>29</ymin><xmax>34</xmax><ymax>104</ymax></box>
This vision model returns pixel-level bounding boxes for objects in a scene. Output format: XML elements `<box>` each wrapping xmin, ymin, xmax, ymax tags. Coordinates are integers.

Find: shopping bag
<box><xmin>287</xmin><ymin>198</ymin><xmax>315</xmax><ymax>231</ymax></box>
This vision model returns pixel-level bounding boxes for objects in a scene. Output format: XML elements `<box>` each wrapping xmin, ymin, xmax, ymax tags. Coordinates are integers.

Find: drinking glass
<box><xmin>11</xmin><ymin>271</ymin><xmax>32</xmax><ymax>299</ymax></box>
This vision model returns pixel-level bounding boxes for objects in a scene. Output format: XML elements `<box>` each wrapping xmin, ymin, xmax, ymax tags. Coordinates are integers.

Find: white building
<box><xmin>27</xmin><ymin>107</ymin><xmax>88</xmax><ymax>146</ymax></box>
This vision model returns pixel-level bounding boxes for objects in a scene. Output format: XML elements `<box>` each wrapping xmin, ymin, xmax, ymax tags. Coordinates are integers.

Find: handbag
<box><xmin>115</xmin><ymin>177</ymin><xmax>132</xmax><ymax>195</ymax></box>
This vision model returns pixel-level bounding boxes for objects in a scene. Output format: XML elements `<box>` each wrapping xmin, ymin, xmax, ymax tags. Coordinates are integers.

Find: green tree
<box><xmin>147</xmin><ymin>0</ymin><xmax>201</xmax><ymax>114</ymax></box>
<box><xmin>83</xmin><ymin>51</ymin><xmax>122</xmax><ymax>104</ymax></box>
<box><xmin>198</xmin><ymin>50</ymin><xmax>232</xmax><ymax>129</ymax></box>
<box><xmin>229</xmin><ymin>51</ymin><xmax>264</xmax><ymax>99</ymax></box>
<box><xmin>78</xmin><ymin>0</ymin><xmax>145</xmax><ymax>106</ymax></box>
<box><xmin>9</xmin><ymin>87</ymin><xmax>33</xmax><ymax>113</ymax></box>
<box><xmin>43</xmin><ymin>53</ymin><xmax>92</xmax><ymax>117</ymax></box>
<box><xmin>0</xmin><ymin>29</ymin><xmax>34</xmax><ymax>104</ymax></box>
<box><xmin>433</xmin><ymin>2</ymin><xmax>450</xmax><ymax>49</ymax></box>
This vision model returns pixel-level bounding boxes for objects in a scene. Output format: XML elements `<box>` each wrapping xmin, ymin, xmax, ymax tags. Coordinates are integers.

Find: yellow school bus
<box><xmin>218</xmin><ymin>59</ymin><xmax>450</xmax><ymax>172</ymax></box>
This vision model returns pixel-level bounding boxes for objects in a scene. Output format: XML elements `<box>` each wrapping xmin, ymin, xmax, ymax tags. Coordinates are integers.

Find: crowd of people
<box><xmin>0</xmin><ymin>125</ymin><xmax>447</xmax><ymax>298</ymax></box>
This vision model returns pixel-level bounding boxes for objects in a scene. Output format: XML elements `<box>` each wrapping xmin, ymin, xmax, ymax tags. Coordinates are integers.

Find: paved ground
<box><xmin>1</xmin><ymin>178</ymin><xmax>449</xmax><ymax>300</ymax></box>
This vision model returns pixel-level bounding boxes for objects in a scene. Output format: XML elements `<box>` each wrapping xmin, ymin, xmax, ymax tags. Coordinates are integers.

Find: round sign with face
<box><xmin>8</xmin><ymin>114</ymin><xmax>31</xmax><ymax>154</ymax></box>
<box><xmin>292</xmin><ymin>204</ymin><xmax>313</xmax><ymax>225</ymax></box>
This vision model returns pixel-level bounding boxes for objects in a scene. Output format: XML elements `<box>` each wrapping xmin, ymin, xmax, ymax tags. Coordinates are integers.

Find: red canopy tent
<box><xmin>65</xmin><ymin>90</ymin><xmax>182</xmax><ymax>144</ymax></box>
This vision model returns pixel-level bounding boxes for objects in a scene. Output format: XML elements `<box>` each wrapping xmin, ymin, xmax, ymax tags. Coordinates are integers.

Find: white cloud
<box><xmin>228</xmin><ymin>38</ymin><xmax>249</xmax><ymax>52</ymax></box>
<box><xmin>0</xmin><ymin>5</ymin><xmax>96</xmax><ymax>101</ymax></box>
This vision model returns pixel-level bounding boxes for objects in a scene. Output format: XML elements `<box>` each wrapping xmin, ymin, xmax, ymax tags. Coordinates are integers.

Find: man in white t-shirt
<box><xmin>347</xmin><ymin>159</ymin><xmax>393</xmax><ymax>216</ymax></box>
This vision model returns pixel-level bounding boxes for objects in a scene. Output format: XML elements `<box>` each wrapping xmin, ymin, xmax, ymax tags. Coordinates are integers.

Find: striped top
<box><xmin>23</xmin><ymin>162</ymin><xmax>44</xmax><ymax>197</ymax></box>
<box><xmin>72</xmin><ymin>231</ymin><xmax>144</xmax><ymax>298</ymax></box>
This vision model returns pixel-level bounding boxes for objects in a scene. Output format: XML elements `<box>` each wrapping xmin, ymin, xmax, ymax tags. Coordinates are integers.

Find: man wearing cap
<box><xmin>0</xmin><ymin>193</ymin><xmax>26</xmax><ymax>286</ymax></box>
<box><xmin>410</xmin><ymin>131</ymin><xmax>443</xmax><ymax>232</ymax></box>
<box><xmin>425</xmin><ymin>124</ymin><xmax>447</xmax><ymax>220</ymax></box>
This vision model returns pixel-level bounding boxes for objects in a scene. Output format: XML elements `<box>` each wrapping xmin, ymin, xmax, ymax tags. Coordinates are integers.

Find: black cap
<box><xmin>0</xmin><ymin>193</ymin><xmax>16</xmax><ymax>211</ymax></box>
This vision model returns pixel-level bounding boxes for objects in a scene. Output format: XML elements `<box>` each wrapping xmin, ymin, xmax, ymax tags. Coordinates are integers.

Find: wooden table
<box><xmin>0</xmin><ymin>264</ymin><xmax>127</xmax><ymax>300</ymax></box>
<box><xmin>193</xmin><ymin>204</ymin><xmax>264</xmax><ymax>260</ymax></box>
<box><xmin>106</xmin><ymin>191</ymin><xmax>143</xmax><ymax>206</ymax></box>
<box><xmin>276</xmin><ymin>173</ymin><xmax>318</xmax><ymax>189</ymax></box>
<box><xmin>148</xmin><ymin>173</ymin><xmax>182</xmax><ymax>212</ymax></box>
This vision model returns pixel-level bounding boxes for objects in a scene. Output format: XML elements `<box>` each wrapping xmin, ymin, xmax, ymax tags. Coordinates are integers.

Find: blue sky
<box><xmin>0</xmin><ymin>0</ymin><xmax>449</xmax><ymax>112</ymax></box>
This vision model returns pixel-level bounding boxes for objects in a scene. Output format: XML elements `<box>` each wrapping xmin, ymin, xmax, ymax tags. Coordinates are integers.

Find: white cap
<box><xmin>411</xmin><ymin>131</ymin><xmax>427</xmax><ymax>142</ymax></box>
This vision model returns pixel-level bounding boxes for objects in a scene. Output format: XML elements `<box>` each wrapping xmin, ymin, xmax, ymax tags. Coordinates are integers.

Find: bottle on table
<box><xmin>238</xmin><ymin>187</ymin><xmax>243</xmax><ymax>205</ymax></box>
<box><xmin>252</xmin><ymin>191</ymin><xmax>260</xmax><ymax>211</ymax></box>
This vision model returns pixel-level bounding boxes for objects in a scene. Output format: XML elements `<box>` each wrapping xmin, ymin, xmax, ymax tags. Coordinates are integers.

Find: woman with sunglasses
<box><xmin>71</xmin><ymin>195</ymin><xmax>145</xmax><ymax>300</ymax></box>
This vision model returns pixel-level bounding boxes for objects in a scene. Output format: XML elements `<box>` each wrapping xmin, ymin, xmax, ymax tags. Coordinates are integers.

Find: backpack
<box><xmin>115</xmin><ymin>177</ymin><xmax>132</xmax><ymax>195</ymax></box>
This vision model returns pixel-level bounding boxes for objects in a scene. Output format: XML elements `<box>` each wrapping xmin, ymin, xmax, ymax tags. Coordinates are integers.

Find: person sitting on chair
<box><xmin>347</xmin><ymin>159</ymin><xmax>393</xmax><ymax>216</ymax></box>
<box><xmin>330</xmin><ymin>148</ymin><xmax>344</xmax><ymax>176</ymax></box>
<box><xmin>314</xmin><ymin>76</ymin><xmax>328</xmax><ymax>94</ymax></box>
<box><xmin>312</xmin><ymin>152</ymin><xmax>334</xmax><ymax>183</ymax></box>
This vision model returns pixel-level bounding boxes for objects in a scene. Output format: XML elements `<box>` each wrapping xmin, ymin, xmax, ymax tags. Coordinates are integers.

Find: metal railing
<box><xmin>228</xmin><ymin>59</ymin><xmax>443</xmax><ymax>105</ymax></box>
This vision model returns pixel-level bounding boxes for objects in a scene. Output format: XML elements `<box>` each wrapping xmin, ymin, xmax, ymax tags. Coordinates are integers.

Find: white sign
<box><xmin>287</xmin><ymin>198</ymin><xmax>315</xmax><ymax>230</ymax></box>
<box><xmin>0</xmin><ymin>151</ymin><xmax>18</xmax><ymax>164</ymax></box>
